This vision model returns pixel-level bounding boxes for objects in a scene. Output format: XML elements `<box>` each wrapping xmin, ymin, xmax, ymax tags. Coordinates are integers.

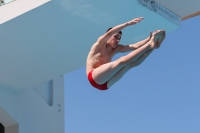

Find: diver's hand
<box><xmin>127</xmin><ymin>17</ymin><xmax>144</xmax><ymax>25</ymax></box>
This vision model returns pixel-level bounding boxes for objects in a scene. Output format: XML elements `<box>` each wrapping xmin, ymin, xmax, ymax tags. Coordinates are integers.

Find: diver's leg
<box><xmin>107</xmin><ymin>49</ymin><xmax>153</xmax><ymax>88</ymax></box>
<box><xmin>91</xmin><ymin>32</ymin><xmax>159</xmax><ymax>85</ymax></box>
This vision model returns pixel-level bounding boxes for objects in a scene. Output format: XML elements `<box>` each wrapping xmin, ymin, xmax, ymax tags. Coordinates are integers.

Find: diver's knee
<box><xmin>118</xmin><ymin>56</ymin><xmax>128</xmax><ymax>65</ymax></box>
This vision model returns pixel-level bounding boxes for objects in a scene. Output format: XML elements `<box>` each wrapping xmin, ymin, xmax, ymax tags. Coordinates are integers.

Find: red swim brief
<box><xmin>88</xmin><ymin>69</ymin><xmax>108</xmax><ymax>90</ymax></box>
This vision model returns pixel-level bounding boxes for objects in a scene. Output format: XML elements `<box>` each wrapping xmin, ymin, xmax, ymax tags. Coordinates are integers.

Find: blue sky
<box><xmin>65</xmin><ymin>10</ymin><xmax>200</xmax><ymax>133</ymax></box>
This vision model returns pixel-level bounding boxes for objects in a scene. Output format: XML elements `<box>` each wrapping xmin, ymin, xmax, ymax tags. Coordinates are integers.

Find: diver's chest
<box><xmin>97</xmin><ymin>50</ymin><xmax>115</xmax><ymax>61</ymax></box>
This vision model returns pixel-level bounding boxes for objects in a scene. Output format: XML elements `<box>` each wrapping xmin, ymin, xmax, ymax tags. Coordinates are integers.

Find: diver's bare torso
<box><xmin>86</xmin><ymin>42</ymin><xmax>119</xmax><ymax>75</ymax></box>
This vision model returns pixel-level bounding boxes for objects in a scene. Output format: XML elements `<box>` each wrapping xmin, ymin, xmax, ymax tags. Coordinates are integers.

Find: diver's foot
<box><xmin>156</xmin><ymin>30</ymin><xmax>166</xmax><ymax>48</ymax></box>
<box><xmin>149</xmin><ymin>31</ymin><xmax>160</xmax><ymax>49</ymax></box>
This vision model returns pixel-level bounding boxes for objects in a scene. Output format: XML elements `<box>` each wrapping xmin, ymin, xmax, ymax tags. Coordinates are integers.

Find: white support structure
<box><xmin>0</xmin><ymin>0</ymin><xmax>50</xmax><ymax>24</ymax></box>
<box><xmin>0</xmin><ymin>106</ymin><xmax>19</xmax><ymax>133</ymax></box>
<box><xmin>0</xmin><ymin>76</ymin><xmax>65</xmax><ymax>133</ymax></box>
<box><xmin>0</xmin><ymin>89</ymin><xmax>18</xmax><ymax>133</ymax></box>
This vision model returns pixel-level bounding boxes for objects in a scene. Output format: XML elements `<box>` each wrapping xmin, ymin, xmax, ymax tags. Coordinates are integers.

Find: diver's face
<box><xmin>108</xmin><ymin>33</ymin><xmax>121</xmax><ymax>48</ymax></box>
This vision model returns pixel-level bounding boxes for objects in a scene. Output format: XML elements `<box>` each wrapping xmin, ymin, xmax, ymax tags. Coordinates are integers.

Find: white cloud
<box><xmin>59</xmin><ymin>0</ymin><xmax>117</xmax><ymax>23</ymax></box>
